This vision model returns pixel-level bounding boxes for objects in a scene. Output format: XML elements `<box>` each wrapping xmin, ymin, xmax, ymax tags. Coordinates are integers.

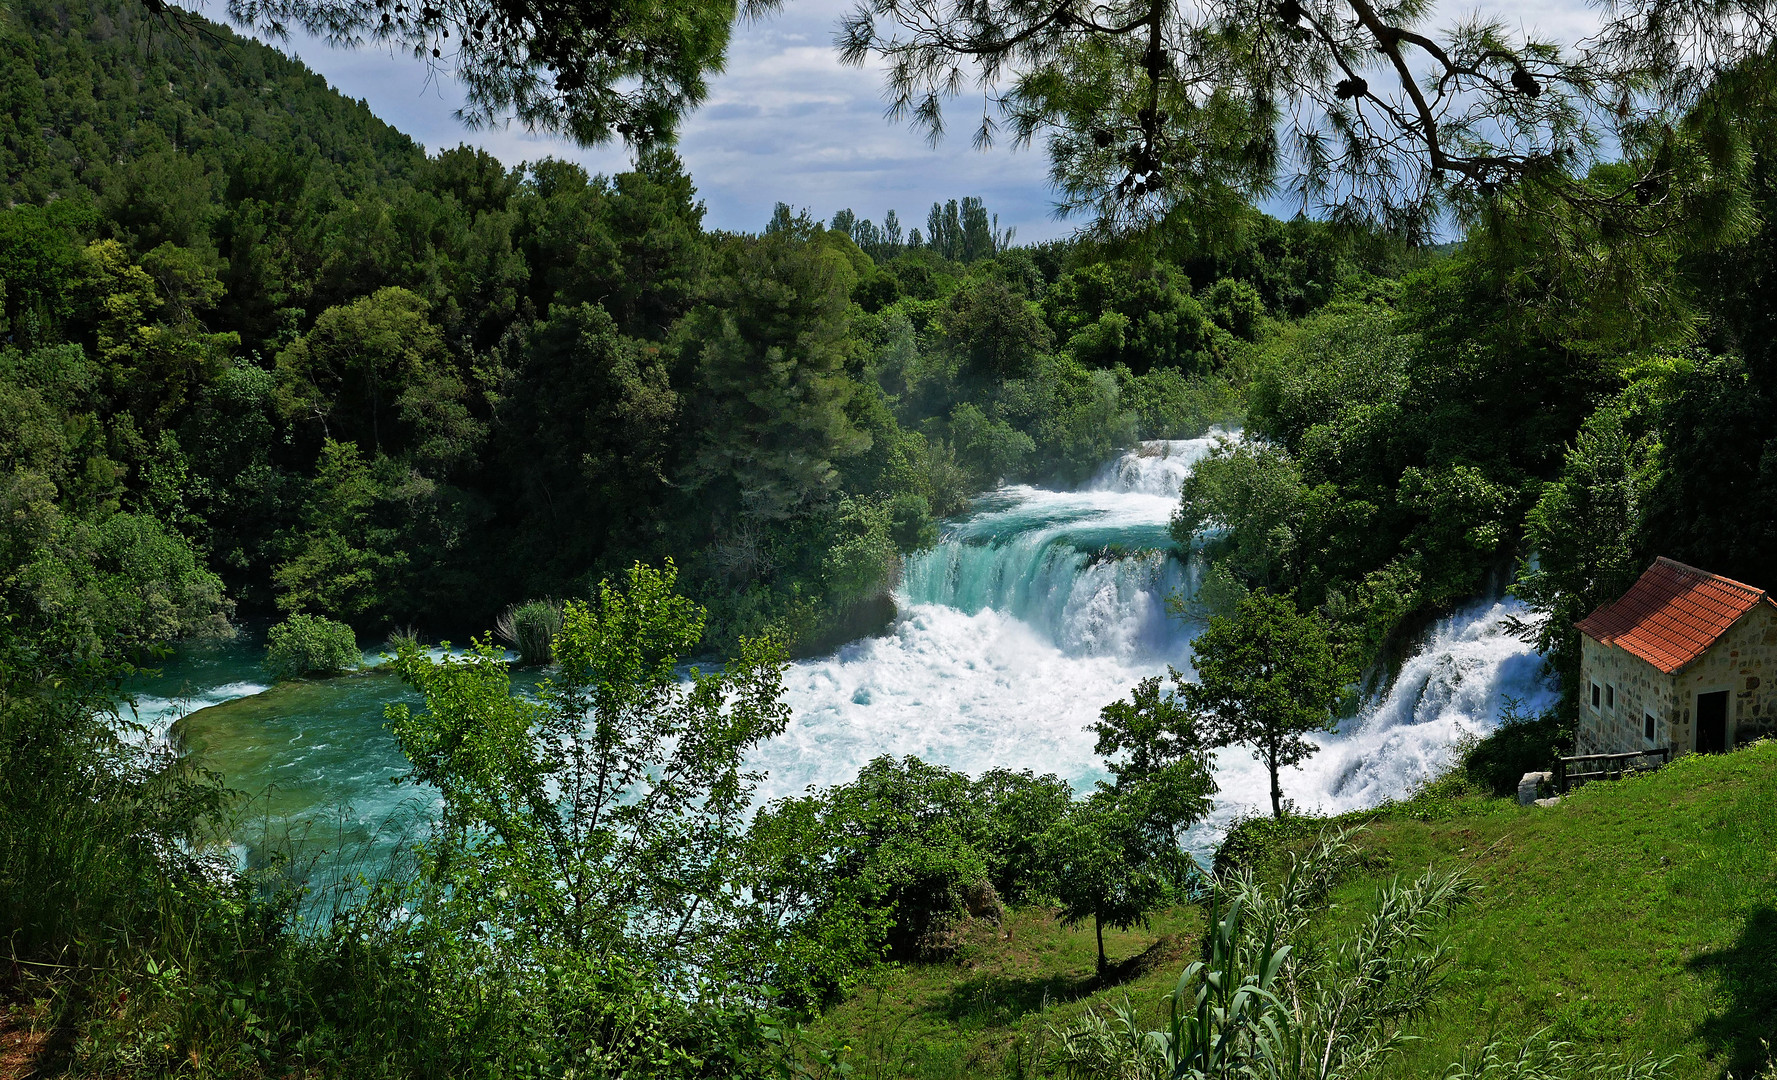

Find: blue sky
<box><xmin>231</xmin><ymin>0</ymin><xmax>1604</xmax><ymax>241</ymax></box>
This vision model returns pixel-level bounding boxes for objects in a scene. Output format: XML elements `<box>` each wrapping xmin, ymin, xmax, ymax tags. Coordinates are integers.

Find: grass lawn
<box><xmin>1348</xmin><ymin>742</ymin><xmax>1777</xmax><ymax>1078</ymax></box>
<box><xmin>807</xmin><ymin>741</ymin><xmax>1777</xmax><ymax>1078</ymax></box>
<box><xmin>802</xmin><ymin>903</ymin><xmax>1205</xmax><ymax>1078</ymax></box>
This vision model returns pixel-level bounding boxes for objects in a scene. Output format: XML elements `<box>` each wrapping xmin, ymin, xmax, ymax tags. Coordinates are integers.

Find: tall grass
<box><xmin>494</xmin><ymin>599</ymin><xmax>562</xmax><ymax>666</ymax></box>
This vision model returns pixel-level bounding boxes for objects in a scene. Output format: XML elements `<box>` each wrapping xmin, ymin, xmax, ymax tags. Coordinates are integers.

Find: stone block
<box><xmin>1518</xmin><ymin>771</ymin><xmax>1553</xmax><ymax>806</ymax></box>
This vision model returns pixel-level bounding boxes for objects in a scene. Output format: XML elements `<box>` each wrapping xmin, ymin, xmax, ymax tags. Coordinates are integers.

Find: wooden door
<box><xmin>1697</xmin><ymin>690</ymin><xmax>1729</xmax><ymax>754</ymax></box>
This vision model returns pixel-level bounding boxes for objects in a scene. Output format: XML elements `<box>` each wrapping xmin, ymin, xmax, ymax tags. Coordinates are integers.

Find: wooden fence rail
<box><xmin>1555</xmin><ymin>747</ymin><xmax>1673</xmax><ymax>794</ymax></box>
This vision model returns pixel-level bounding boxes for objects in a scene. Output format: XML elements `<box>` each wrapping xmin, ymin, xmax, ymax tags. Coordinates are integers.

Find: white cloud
<box><xmin>233</xmin><ymin>0</ymin><xmax>1607</xmax><ymax>241</ymax></box>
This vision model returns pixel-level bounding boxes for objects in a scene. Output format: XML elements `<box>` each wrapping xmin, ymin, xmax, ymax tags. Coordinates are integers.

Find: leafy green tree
<box><xmin>86</xmin><ymin>239</ymin><xmax>238</xmax><ymax>434</ymax></box>
<box><xmin>275</xmin><ymin>287</ymin><xmax>471</xmax><ymax>461</ymax></box>
<box><xmin>942</xmin><ymin>276</ymin><xmax>1052</xmax><ymax>380</ymax></box>
<box><xmin>682</xmin><ymin>231</ymin><xmax>870</xmax><ymax>520</ymax></box>
<box><xmin>496</xmin><ymin>301</ymin><xmax>677</xmax><ymax>577</ymax></box>
<box><xmin>385</xmin><ymin>562</ymin><xmax>791</xmax><ymax>1056</ymax></box>
<box><xmin>1046</xmin><ymin>261</ymin><xmax>1223</xmax><ymax>374</ymax></box>
<box><xmin>1035</xmin><ymin>775</ymin><xmax>1204</xmax><ymax>976</ymax></box>
<box><xmin>0</xmin><ymin>203</ymin><xmax>94</xmax><ymax>349</ymax></box>
<box><xmin>1184</xmin><ymin>590</ymin><xmax>1347</xmax><ymax>818</ymax></box>
<box><xmin>948</xmin><ymin>401</ymin><xmax>1035</xmax><ymax>484</ymax></box>
<box><xmin>1037</xmin><ymin>675</ymin><xmax>1217</xmax><ymax>975</ymax></box>
<box><xmin>272</xmin><ymin>439</ymin><xmax>406</xmax><ymax>620</ymax></box>
<box><xmin>1093</xmin><ymin>668</ymin><xmax>1217</xmax><ymax>787</ymax></box>
<box><xmin>745</xmin><ymin>756</ymin><xmax>1074</xmax><ymax>1005</ymax></box>
<box><xmin>265</xmin><ymin>612</ymin><xmax>359</xmax><ymax>679</ymax></box>
<box><xmin>1639</xmin><ymin>355</ymin><xmax>1777</xmax><ymax>591</ymax></box>
<box><xmin>819</xmin><ymin>495</ymin><xmax>899</xmax><ymax>610</ymax></box>
<box><xmin>1172</xmin><ymin>439</ymin><xmax>1307</xmax><ymax>590</ymax></box>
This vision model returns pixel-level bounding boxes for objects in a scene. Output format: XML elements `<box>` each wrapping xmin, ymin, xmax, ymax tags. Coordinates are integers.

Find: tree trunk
<box><xmin>1095</xmin><ymin>913</ymin><xmax>1107</xmax><ymax>975</ymax></box>
<box><xmin>1269</xmin><ymin>755</ymin><xmax>1283</xmax><ymax>819</ymax></box>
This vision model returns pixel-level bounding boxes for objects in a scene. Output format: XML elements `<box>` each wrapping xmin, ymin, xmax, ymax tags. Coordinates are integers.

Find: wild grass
<box><xmin>805</xmin><ymin>743</ymin><xmax>1777</xmax><ymax>1079</ymax></box>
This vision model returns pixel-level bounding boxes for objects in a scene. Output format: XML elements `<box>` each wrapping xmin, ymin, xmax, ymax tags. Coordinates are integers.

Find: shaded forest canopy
<box><xmin>0</xmin><ymin>0</ymin><xmax>1422</xmax><ymax>658</ymax></box>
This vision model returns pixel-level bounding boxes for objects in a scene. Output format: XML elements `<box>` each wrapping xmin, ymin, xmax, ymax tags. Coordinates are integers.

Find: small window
<box><xmin>1606</xmin><ymin>685</ymin><xmax>1615</xmax><ymax>710</ymax></box>
<box><xmin>1644</xmin><ymin>713</ymin><xmax>1656</xmax><ymax>742</ymax></box>
<box><xmin>1591</xmin><ymin>683</ymin><xmax>1601</xmax><ymax>709</ymax></box>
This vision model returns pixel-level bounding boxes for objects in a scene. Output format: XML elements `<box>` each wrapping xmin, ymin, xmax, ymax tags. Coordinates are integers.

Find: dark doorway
<box><xmin>1697</xmin><ymin>691</ymin><xmax>1729</xmax><ymax>753</ymax></box>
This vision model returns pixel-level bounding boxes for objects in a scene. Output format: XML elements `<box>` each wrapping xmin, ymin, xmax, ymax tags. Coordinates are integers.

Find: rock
<box><xmin>1518</xmin><ymin>771</ymin><xmax>1553</xmax><ymax>806</ymax></box>
<box><xmin>1534</xmin><ymin>796</ymin><xmax>1562</xmax><ymax>808</ymax></box>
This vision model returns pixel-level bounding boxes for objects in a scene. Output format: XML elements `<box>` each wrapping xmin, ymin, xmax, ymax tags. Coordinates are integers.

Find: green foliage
<box><xmin>275</xmin><ymin>287</ymin><xmax>476</xmax><ymax>465</ymax></box>
<box><xmin>1035</xmin><ymin>673</ymin><xmax>1220</xmax><ymax>975</ymax></box>
<box><xmin>264</xmin><ymin>613</ymin><xmax>359</xmax><ymax>679</ymax></box>
<box><xmin>1117</xmin><ymin>367</ymin><xmax>1243</xmax><ymax>439</ymax></box>
<box><xmin>384</xmin><ymin>561</ymin><xmax>792</xmax><ymax>1070</ymax></box>
<box><xmin>1034</xmin><ymin>779</ymin><xmax>1204</xmax><ymax>975</ymax></box>
<box><xmin>1046</xmin><ymin>261</ymin><xmax>1226</xmax><ymax>375</ymax></box>
<box><xmin>494</xmin><ymin>598</ymin><xmax>563</xmax><ymax>665</ymax></box>
<box><xmin>1456</xmin><ymin>702</ymin><xmax>1576</xmax><ymax>797</ymax></box>
<box><xmin>1184</xmin><ymin>590</ymin><xmax>1348</xmax><ymax>818</ymax></box>
<box><xmin>1516</xmin><ymin>391</ymin><xmax>1663</xmax><ymax>683</ymax></box>
<box><xmin>1172</xmin><ymin>438</ymin><xmax>1306</xmax><ymax>588</ymax></box>
<box><xmin>746</xmin><ymin>757</ymin><xmax>1074</xmax><ymax>1006</ymax></box>
<box><xmin>684</xmin><ymin>231</ymin><xmax>870</xmax><ymax>520</ymax></box>
<box><xmin>943</xmin><ymin>277</ymin><xmax>1052</xmax><ymax>379</ymax></box>
<box><xmin>270</xmin><ymin>439</ymin><xmax>408</xmax><ymax>621</ymax></box>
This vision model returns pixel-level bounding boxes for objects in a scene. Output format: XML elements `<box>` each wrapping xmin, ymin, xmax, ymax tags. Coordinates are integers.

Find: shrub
<box><xmin>265</xmin><ymin>614</ymin><xmax>360</xmax><ymax>680</ymax></box>
<box><xmin>1460</xmin><ymin>701</ymin><xmax>1575</xmax><ymax>796</ymax></box>
<box><xmin>495</xmin><ymin>599</ymin><xmax>562</xmax><ymax>665</ymax></box>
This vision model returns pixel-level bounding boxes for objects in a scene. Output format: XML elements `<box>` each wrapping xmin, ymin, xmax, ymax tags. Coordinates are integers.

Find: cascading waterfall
<box><xmin>754</xmin><ymin>434</ymin><xmax>1229</xmax><ymax>803</ymax></box>
<box><xmin>154</xmin><ymin>429</ymin><xmax>1558</xmax><ymax>872</ymax></box>
<box><xmin>759</xmin><ymin>432</ymin><xmax>1558</xmax><ymax>842</ymax></box>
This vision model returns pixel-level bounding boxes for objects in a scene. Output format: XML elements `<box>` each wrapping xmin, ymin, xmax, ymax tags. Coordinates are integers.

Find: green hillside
<box><xmin>796</xmin><ymin>744</ymin><xmax>1777</xmax><ymax>1078</ymax></box>
<box><xmin>0</xmin><ymin>0</ymin><xmax>422</xmax><ymax>206</ymax></box>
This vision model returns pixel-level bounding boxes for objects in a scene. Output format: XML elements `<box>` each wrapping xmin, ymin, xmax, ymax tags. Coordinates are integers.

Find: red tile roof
<box><xmin>1575</xmin><ymin>558</ymin><xmax>1774</xmax><ymax>673</ymax></box>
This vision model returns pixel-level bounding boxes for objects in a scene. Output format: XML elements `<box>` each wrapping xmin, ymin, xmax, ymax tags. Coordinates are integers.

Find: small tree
<box><xmin>1039</xmin><ymin>674</ymin><xmax>1218</xmax><ymax>975</ymax></box>
<box><xmin>1036</xmin><ymin>772</ymin><xmax>1208</xmax><ymax>976</ymax></box>
<box><xmin>264</xmin><ymin>613</ymin><xmax>359</xmax><ymax>680</ymax></box>
<box><xmin>1185</xmin><ymin>590</ymin><xmax>1348</xmax><ymax>818</ymax></box>
<box><xmin>384</xmin><ymin>561</ymin><xmax>791</xmax><ymax>1064</ymax></box>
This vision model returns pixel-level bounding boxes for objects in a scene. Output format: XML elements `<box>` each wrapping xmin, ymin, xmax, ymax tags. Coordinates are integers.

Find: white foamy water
<box><xmin>758</xmin><ymin>436</ymin><xmax>1557</xmax><ymax>847</ymax></box>
<box><xmin>140</xmin><ymin>435</ymin><xmax>1557</xmax><ymax>865</ymax></box>
<box><xmin>125</xmin><ymin>680</ymin><xmax>269</xmax><ymax>749</ymax></box>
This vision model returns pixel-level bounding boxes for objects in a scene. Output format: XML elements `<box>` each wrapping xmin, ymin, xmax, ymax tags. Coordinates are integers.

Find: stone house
<box><xmin>1574</xmin><ymin>557</ymin><xmax>1777</xmax><ymax>757</ymax></box>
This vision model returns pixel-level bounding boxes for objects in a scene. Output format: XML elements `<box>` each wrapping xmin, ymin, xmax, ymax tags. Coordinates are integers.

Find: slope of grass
<box><xmin>1343</xmin><ymin>742</ymin><xmax>1777</xmax><ymax>1078</ymax></box>
<box><xmin>807</xmin><ymin>742</ymin><xmax>1777</xmax><ymax>1078</ymax></box>
<box><xmin>799</xmin><ymin>905</ymin><xmax>1205</xmax><ymax>1079</ymax></box>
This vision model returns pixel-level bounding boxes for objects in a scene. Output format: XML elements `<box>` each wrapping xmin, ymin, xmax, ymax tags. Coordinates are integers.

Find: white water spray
<box><xmin>759</xmin><ymin>435</ymin><xmax>1556</xmax><ymax>847</ymax></box>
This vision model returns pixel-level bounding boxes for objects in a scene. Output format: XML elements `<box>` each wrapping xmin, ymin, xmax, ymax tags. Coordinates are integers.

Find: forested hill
<box><xmin>1</xmin><ymin>0</ymin><xmax>422</xmax><ymax>203</ymax></box>
<box><xmin>0</xmin><ymin>0</ymin><xmax>1417</xmax><ymax>659</ymax></box>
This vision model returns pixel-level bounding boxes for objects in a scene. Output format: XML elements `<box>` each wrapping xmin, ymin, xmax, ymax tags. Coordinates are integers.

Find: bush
<box><xmin>494</xmin><ymin>599</ymin><xmax>562</xmax><ymax>665</ymax></box>
<box><xmin>1460</xmin><ymin>701</ymin><xmax>1574</xmax><ymax>796</ymax></box>
<box><xmin>265</xmin><ymin>614</ymin><xmax>360</xmax><ymax>679</ymax></box>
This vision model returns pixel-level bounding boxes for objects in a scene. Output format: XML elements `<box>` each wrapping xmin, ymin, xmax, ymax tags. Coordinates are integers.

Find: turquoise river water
<box><xmin>131</xmin><ymin>434</ymin><xmax>1558</xmax><ymax>882</ymax></box>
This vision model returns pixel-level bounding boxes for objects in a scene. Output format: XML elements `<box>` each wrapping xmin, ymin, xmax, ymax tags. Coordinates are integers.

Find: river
<box><xmin>136</xmin><ymin>433</ymin><xmax>1556</xmax><ymax>880</ymax></box>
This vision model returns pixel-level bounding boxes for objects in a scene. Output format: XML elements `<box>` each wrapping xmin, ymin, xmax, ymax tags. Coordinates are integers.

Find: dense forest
<box><xmin>0</xmin><ymin>0</ymin><xmax>1404</xmax><ymax>661</ymax></box>
<box><xmin>7</xmin><ymin>0</ymin><xmax>1777</xmax><ymax>1074</ymax></box>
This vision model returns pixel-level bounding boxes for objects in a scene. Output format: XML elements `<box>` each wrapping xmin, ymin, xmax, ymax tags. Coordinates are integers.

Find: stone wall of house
<box><xmin>1578</xmin><ymin>605</ymin><xmax>1777</xmax><ymax>756</ymax></box>
<box><xmin>1672</xmin><ymin>605</ymin><xmax>1777</xmax><ymax>748</ymax></box>
<box><xmin>1577</xmin><ymin>634</ymin><xmax>1677</xmax><ymax>756</ymax></box>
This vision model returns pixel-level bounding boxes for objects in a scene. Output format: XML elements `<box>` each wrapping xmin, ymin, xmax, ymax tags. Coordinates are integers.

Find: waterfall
<box><xmin>760</xmin><ymin>435</ymin><xmax>1558</xmax><ymax>847</ymax></box>
<box><xmin>150</xmin><ymin>433</ymin><xmax>1558</xmax><ymax>866</ymax></box>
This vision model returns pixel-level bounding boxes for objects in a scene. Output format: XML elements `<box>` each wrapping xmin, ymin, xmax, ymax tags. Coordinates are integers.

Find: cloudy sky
<box><xmin>233</xmin><ymin>0</ymin><xmax>1605</xmax><ymax>241</ymax></box>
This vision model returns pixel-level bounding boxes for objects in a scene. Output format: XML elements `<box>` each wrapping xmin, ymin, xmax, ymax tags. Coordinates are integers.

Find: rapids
<box><xmin>148</xmin><ymin>432</ymin><xmax>1556</xmax><ymax>875</ymax></box>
